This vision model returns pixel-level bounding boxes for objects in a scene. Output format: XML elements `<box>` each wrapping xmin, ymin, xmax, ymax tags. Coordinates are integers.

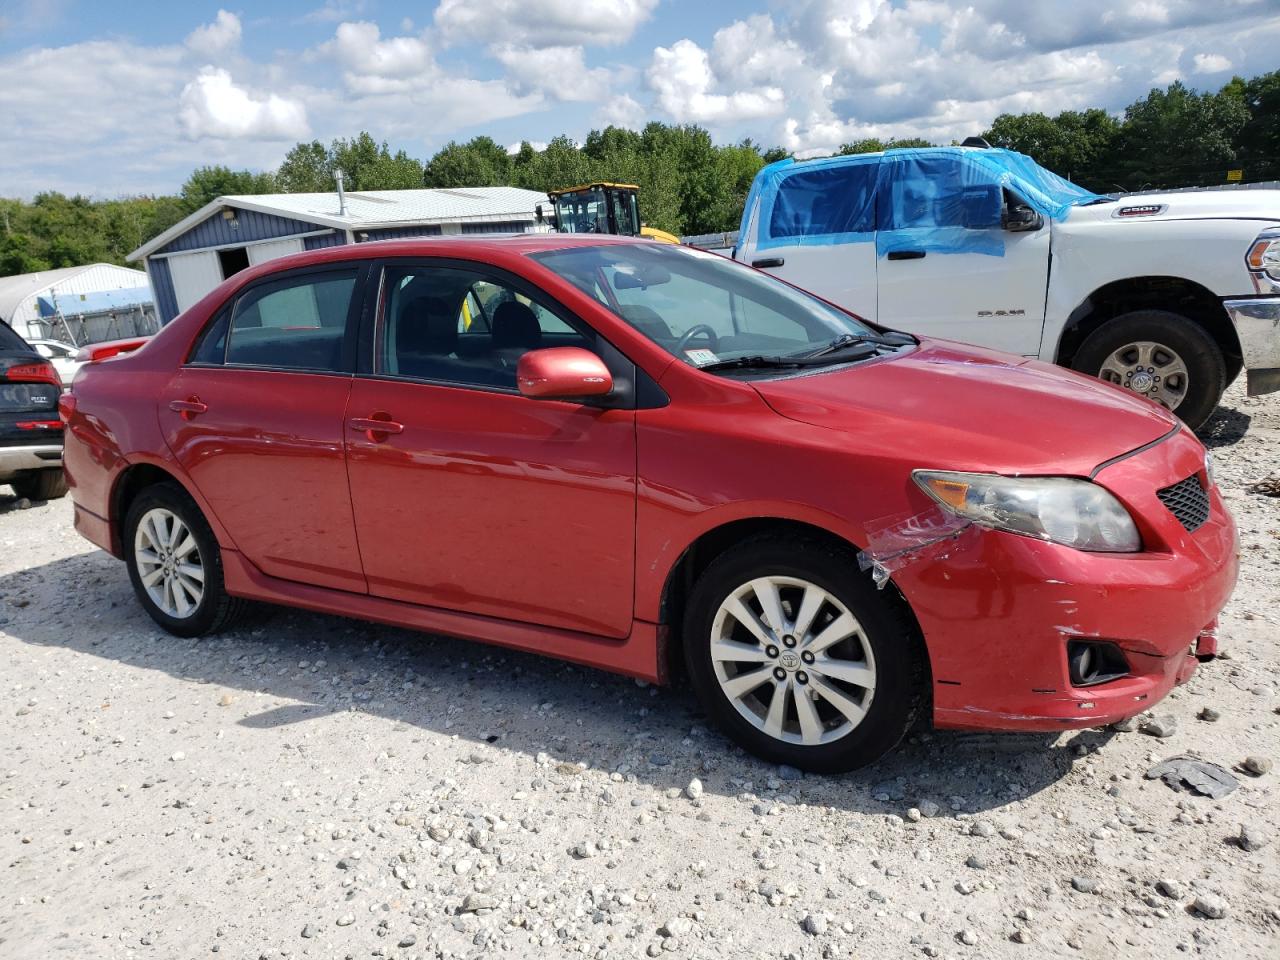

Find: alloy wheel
<box><xmin>709</xmin><ymin>576</ymin><xmax>876</xmax><ymax>746</ymax></box>
<box><xmin>1097</xmin><ymin>340</ymin><xmax>1189</xmax><ymax>411</ymax></box>
<box><xmin>133</xmin><ymin>507</ymin><xmax>205</xmax><ymax>619</ymax></box>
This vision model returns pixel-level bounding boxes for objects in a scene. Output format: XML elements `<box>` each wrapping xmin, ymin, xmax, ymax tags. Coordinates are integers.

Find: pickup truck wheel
<box><xmin>1072</xmin><ymin>310</ymin><xmax>1225</xmax><ymax>430</ymax></box>
<box><xmin>9</xmin><ymin>469</ymin><xmax>68</xmax><ymax>501</ymax></box>
<box><xmin>683</xmin><ymin>535</ymin><xmax>925</xmax><ymax>773</ymax></box>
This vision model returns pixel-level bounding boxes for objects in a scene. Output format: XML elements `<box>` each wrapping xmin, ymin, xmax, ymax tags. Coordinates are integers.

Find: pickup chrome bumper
<box><xmin>1224</xmin><ymin>297</ymin><xmax>1280</xmax><ymax>396</ymax></box>
<box><xmin>0</xmin><ymin>443</ymin><xmax>62</xmax><ymax>480</ymax></box>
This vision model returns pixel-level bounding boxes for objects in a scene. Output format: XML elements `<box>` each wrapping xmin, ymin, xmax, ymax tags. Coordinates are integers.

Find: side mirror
<box><xmin>516</xmin><ymin>347</ymin><xmax>613</xmax><ymax>401</ymax></box>
<box><xmin>1003</xmin><ymin>201</ymin><xmax>1043</xmax><ymax>232</ymax></box>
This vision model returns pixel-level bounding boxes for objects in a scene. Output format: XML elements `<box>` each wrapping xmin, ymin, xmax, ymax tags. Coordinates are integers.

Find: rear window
<box><xmin>225</xmin><ymin>270</ymin><xmax>358</xmax><ymax>372</ymax></box>
<box><xmin>0</xmin><ymin>323</ymin><xmax>32</xmax><ymax>353</ymax></box>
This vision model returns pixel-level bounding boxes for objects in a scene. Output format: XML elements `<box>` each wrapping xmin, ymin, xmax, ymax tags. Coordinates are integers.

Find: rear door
<box><xmin>736</xmin><ymin>157</ymin><xmax>879</xmax><ymax>322</ymax></box>
<box><xmin>158</xmin><ymin>265</ymin><xmax>369</xmax><ymax>593</ymax></box>
<box><xmin>874</xmin><ymin>152</ymin><xmax>1050</xmax><ymax>354</ymax></box>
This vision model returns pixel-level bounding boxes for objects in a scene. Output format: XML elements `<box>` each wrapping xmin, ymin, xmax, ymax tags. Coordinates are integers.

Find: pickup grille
<box><xmin>1157</xmin><ymin>474</ymin><xmax>1210</xmax><ymax>533</ymax></box>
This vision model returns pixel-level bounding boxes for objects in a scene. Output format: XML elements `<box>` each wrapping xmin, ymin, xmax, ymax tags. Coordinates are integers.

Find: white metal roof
<box><xmin>0</xmin><ymin>263</ymin><xmax>150</xmax><ymax>326</ymax></box>
<box><xmin>129</xmin><ymin>186</ymin><xmax>549</xmax><ymax>261</ymax></box>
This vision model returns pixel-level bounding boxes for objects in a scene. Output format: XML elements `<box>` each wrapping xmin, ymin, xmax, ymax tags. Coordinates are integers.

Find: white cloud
<box><xmin>320</xmin><ymin>21</ymin><xmax>434</xmax><ymax>94</ymax></box>
<box><xmin>178</xmin><ymin>67</ymin><xmax>310</xmax><ymax>140</ymax></box>
<box><xmin>435</xmin><ymin>0</ymin><xmax>658</xmax><ymax>48</ymax></box>
<box><xmin>302</xmin><ymin>0</ymin><xmax>369</xmax><ymax>23</ymax></box>
<box><xmin>492</xmin><ymin>44</ymin><xmax>613</xmax><ymax>101</ymax></box>
<box><xmin>185</xmin><ymin>10</ymin><xmax>241</xmax><ymax>59</ymax></box>
<box><xmin>507</xmin><ymin>140</ymin><xmax>549</xmax><ymax>154</ymax></box>
<box><xmin>649</xmin><ymin>39</ymin><xmax>785</xmax><ymax>124</ymax></box>
<box><xmin>596</xmin><ymin>92</ymin><xmax>647</xmax><ymax>128</ymax></box>
<box><xmin>1192</xmin><ymin>52</ymin><xmax>1233</xmax><ymax>73</ymax></box>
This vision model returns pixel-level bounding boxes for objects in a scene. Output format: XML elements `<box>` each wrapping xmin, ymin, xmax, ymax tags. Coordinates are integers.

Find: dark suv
<box><xmin>0</xmin><ymin>322</ymin><xmax>66</xmax><ymax>500</ymax></box>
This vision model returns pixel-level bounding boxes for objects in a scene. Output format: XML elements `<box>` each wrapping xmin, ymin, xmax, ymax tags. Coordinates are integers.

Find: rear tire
<box><xmin>123</xmin><ymin>483</ymin><xmax>245</xmax><ymax>637</ymax></box>
<box><xmin>683</xmin><ymin>535</ymin><xmax>925</xmax><ymax>773</ymax></box>
<box><xmin>10</xmin><ymin>469</ymin><xmax>68</xmax><ymax>501</ymax></box>
<box><xmin>1071</xmin><ymin>310</ymin><xmax>1225</xmax><ymax>431</ymax></box>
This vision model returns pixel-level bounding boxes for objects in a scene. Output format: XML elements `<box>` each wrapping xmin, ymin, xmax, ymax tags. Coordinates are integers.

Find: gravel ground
<box><xmin>1</xmin><ymin>379</ymin><xmax>1277</xmax><ymax>960</ymax></box>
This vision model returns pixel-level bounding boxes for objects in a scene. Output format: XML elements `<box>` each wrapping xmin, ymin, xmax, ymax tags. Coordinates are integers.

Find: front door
<box><xmin>736</xmin><ymin>156</ymin><xmax>880</xmax><ymax>322</ymax></box>
<box><xmin>874</xmin><ymin>152</ymin><xmax>1050</xmax><ymax>355</ymax></box>
<box><xmin>159</xmin><ymin>265</ymin><xmax>367</xmax><ymax>593</ymax></box>
<box><xmin>344</xmin><ymin>262</ymin><xmax>637</xmax><ymax>638</ymax></box>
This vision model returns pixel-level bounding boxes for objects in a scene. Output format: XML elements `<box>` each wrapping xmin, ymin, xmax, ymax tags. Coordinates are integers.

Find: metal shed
<box><xmin>128</xmin><ymin>186</ymin><xmax>551</xmax><ymax>323</ymax></box>
<box><xmin>0</xmin><ymin>263</ymin><xmax>156</xmax><ymax>342</ymax></box>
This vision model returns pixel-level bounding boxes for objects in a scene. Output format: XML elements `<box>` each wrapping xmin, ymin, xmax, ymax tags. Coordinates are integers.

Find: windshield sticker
<box><xmin>684</xmin><ymin>348</ymin><xmax>719</xmax><ymax>366</ymax></box>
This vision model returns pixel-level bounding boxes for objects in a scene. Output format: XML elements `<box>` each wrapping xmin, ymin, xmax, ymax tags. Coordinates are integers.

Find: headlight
<box><xmin>1204</xmin><ymin>450</ymin><xmax>1216</xmax><ymax>488</ymax></box>
<box><xmin>1246</xmin><ymin>228</ymin><xmax>1280</xmax><ymax>293</ymax></box>
<box><xmin>914</xmin><ymin>470</ymin><xmax>1142</xmax><ymax>553</ymax></box>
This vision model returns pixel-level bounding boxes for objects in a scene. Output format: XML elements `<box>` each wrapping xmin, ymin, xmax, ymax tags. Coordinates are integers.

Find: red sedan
<box><xmin>60</xmin><ymin>236</ymin><xmax>1237</xmax><ymax>771</ymax></box>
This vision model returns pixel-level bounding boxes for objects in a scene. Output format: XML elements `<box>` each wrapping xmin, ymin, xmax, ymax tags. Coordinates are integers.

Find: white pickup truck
<box><xmin>721</xmin><ymin>144</ymin><xmax>1280</xmax><ymax>429</ymax></box>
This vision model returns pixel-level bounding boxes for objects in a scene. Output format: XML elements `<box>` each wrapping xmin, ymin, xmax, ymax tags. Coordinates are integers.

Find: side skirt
<box><xmin>220</xmin><ymin>549</ymin><xmax>663</xmax><ymax>683</ymax></box>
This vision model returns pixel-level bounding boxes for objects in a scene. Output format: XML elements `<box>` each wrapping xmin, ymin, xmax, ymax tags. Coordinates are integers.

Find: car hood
<box><xmin>753</xmin><ymin>340</ymin><xmax>1179</xmax><ymax>477</ymax></box>
<box><xmin>1067</xmin><ymin>188</ymin><xmax>1280</xmax><ymax>224</ymax></box>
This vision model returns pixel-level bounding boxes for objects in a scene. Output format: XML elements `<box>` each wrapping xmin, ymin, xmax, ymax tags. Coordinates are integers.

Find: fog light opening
<box><xmin>1067</xmin><ymin>640</ymin><xmax>1129</xmax><ymax>687</ymax></box>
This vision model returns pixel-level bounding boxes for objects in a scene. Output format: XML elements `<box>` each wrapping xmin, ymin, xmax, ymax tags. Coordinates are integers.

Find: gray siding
<box><xmin>461</xmin><ymin>221</ymin><xmax>529</xmax><ymax>234</ymax></box>
<box><xmin>361</xmin><ymin>225</ymin><xmax>444</xmax><ymax>242</ymax></box>
<box><xmin>157</xmin><ymin>207</ymin><xmax>322</xmax><ymax>255</ymax></box>
<box><xmin>148</xmin><ymin>257</ymin><xmax>180</xmax><ymax>324</ymax></box>
<box><xmin>304</xmin><ymin>231</ymin><xmax>346</xmax><ymax>250</ymax></box>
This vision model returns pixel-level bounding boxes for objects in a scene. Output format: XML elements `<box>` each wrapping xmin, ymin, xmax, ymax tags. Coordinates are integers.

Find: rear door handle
<box><xmin>886</xmin><ymin>250</ymin><xmax>926</xmax><ymax>260</ymax></box>
<box><xmin>348</xmin><ymin>414</ymin><xmax>404</xmax><ymax>441</ymax></box>
<box><xmin>168</xmin><ymin>398</ymin><xmax>208</xmax><ymax>419</ymax></box>
<box><xmin>751</xmin><ymin>257</ymin><xmax>785</xmax><ymax>268</ymax></box>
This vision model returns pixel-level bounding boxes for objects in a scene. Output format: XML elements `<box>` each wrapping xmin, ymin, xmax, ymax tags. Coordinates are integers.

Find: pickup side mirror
<box><xmin>516</xmin><ymin>347</ymin><xmax>613</xmax><ymax>401</ymax></box>
<box><xmin>1003</xmin><ymin>201</ymin><xmax>1043</xmax><ymax>233</ymax></box>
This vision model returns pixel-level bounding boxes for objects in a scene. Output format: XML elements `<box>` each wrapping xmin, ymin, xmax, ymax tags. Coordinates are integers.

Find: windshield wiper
<box><xmin>697</xmin><ymin>355</ymin><xmax>808</xmax><ymax>372</ymax></box>
<box><xmin>795</xmin><ymin>332</ymin><xmax>909</xmax><ymax>360</ymax></box>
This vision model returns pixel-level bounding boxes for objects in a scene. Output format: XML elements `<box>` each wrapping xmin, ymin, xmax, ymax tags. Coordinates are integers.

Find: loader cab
<box><xmin>546</xmin><ymin>183</ymin><xmax>642</xmax><ymax>237</ymax></box>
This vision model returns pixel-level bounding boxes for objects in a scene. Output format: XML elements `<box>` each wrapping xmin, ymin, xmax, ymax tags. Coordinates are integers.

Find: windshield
<box><xmin>553</xmin><ymin>188</ymin><xmax>609</xmax><ymax>234</ymax></box>
<box><xmin>530</xmin><ymin>243</ymin><xmax>885</xmax><ymax>368</ymax></box>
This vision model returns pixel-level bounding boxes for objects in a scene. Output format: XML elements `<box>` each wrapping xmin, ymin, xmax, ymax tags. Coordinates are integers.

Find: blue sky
<box><xmin>2</xmin><ymin>0</ymin><xmax>1278</xmax><ymax>198</ymax></box>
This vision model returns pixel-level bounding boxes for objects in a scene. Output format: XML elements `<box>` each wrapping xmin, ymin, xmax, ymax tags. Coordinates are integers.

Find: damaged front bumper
<box><xmin>1223</xmin><ymin>296</ymin><xmax>1280</xmax><ymax>396</ymax></box>
<box><xmin>882</xmin><ymin>429</ymin><xmax>1238</xmax><ymax>732</ymax></box>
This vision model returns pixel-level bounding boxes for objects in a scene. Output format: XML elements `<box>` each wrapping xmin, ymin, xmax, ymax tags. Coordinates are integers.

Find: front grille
<box><xmin>1157</xmin><ymin>474</ymin><xmax>1210</xmax><ymax>532</ymax></box>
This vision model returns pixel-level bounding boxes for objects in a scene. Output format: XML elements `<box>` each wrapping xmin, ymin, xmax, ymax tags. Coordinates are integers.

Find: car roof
<box><xmin>245</xmin><ymin>232</ymin><xmax>653</xmax><ymax>276</ymax></box>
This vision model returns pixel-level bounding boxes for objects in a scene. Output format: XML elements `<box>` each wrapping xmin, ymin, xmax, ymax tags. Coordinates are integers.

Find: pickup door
<box><xmin>737</xmin><ymin>156</ymin><xmax>880</xmax><ymax>322</ymax></box>
<box><xmin>874</xmin><ymin>152</ymin><xmax>1050</xmax><ymax>356</ymax></box>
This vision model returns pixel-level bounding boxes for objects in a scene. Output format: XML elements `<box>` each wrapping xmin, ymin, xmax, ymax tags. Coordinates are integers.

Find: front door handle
<box><xmin>169</xmin><ymin>398</ymin><xmax>208</xmax><ymax>420</ymax></box>
<box><xmin>886</xmin><ymin>249</ymin><xmax>926</xmax><ymax>260</ymax></box>
<box><xmin>751</xmin><ymin>257</ymin><xmax>785</xmax><ymax>268</ymax></box>
<box><xmin>348</xmin><ymin>414</ymin><xmax>404</xmax><ymax>441</ymax></box>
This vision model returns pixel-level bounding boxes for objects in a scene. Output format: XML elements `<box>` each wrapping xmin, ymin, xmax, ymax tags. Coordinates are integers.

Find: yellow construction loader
<box><xmin>540</xmin><ymin>183</ymin><xmax>679</xmax><ymax>243</ymax></box>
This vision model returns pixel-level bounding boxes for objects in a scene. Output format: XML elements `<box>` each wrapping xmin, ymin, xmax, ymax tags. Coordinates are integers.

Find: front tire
<box><xmin>683</xmin><ymin>536</ymin><xmax>925</xmax><ymax>773</ymax></box>
<box><xmin>124</xmin><ymin>483</ymin><xmax>244</xmax><ymax>637</ymax></box>
<box><xmin>1071</xmin><ymin>310</ymin><xmax>1225</xmax><ymax>430</ymax></box>
<box><xmin>10</xmin><ymin>469</ymin><xmax>68</xmax><ymax>501</ymax></box>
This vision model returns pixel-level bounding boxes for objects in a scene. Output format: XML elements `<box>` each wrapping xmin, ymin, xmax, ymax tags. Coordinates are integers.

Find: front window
<box><xmin>553</xmin><ymin>188</ymin><xmax>609</xmax><ymax>234</ymax></box>
<box><xmin>531</xmin><ymin>243</ymin><xmax>894</xmax><ymax>370</ymax></box>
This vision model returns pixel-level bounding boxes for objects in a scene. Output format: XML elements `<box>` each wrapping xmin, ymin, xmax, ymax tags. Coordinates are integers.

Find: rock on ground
<box><xmin>0</xmin><ymin>381</ymin><xmax>1277</xmax><ymax>959</ymax></box>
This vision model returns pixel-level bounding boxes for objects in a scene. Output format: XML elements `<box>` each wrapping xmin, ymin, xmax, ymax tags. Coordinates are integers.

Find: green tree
<box><xmin>1238</xmin><ymin>70</ymin><xmax>1280</xmax><ymax>180</ymax></box>
<box><xmin>330</xmin><ymin>132</ymin><xmax>424</xmax><ymax>190</ymax></box>
<box><xmin>179</xmin><ymin>166</ymin><xmax>277</xmax><ymax>212</ymax></box>
<box><xmin>1110</xmin><ymin>81</ymin><xmax>1248</xmax><ymax>189</ymax></box>
<box><xmin>422</xmin><ymin>136</ymin><xmax>512</xmax><ymax>188</ymax></box>
<box><xmin>277</xmin><ymin>140</ymin><xmax>333</xmax><ymax>193</ymax></box>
